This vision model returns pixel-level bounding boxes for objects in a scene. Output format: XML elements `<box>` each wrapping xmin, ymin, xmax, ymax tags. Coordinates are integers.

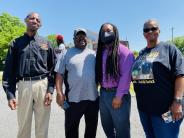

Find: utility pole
<box><xmin>171</xmin><ymin>27</ymin><xmax>174</xmax><ymax>42</ymax></box>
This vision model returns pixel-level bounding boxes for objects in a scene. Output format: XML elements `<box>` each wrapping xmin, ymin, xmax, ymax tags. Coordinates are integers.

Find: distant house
<box><xmin>68</xmin><ymin>28</ymin><xmax>130</xmax><ymax>50</ymax></box>
<box><xmin>86</xmin><ymin>29</ymin><xmax>98</xmax><ymax>50</ymax></box>
<box><xmin>89</xmin><ymin>40</ymin><xmax>129</xmax><ymax>51</ymax></box>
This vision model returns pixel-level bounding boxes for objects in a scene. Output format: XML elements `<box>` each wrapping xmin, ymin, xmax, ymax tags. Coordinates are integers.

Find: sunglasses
<box><xmin>143</xmin><ymin>27</ymin><xmax>158</xmax><ymax>33</ymax></box>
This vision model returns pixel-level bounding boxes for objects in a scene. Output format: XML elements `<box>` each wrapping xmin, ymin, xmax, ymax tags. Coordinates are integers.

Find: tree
<box><xmin>133</xmin><ymin>51</ymin><xmax>139</xmax><ymax>58</ymax></box>
<box><xmin>172</xmin><ymin>36</ymin><xmax>184</xmax><ymax>55</ymax></box>
<box><xmin>47</xmin><ymin>34</ymin><xmax>58</xmax><ymax>48</ymax></box>
<box><xmin>0</xmin><ymin>13</ymin><xmax>26</xmax><ymax>61</ymax></box>
<box><xmin>47</xmin><ymin>34</ymin><xmax>73</xmax><ymax>49</ymax></box>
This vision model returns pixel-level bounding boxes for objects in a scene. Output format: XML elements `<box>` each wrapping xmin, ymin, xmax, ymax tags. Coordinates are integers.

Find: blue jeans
<box><xmin>99</xmin><ymin>89</ymin><xmax>131</xmax><ymax>138</ymax></box>
<box><xmin>138</xmin><ymin>110</ymin><xmax>183</xmax><ymax>138</ymax></box>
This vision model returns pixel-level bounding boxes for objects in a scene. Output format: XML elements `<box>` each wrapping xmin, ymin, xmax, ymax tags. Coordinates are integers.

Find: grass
<box><xmin>0</xmin><ymin>71</ymin><xmax>2</xmax><ymax>81</ymax></box>
<box><xmin>130</xmin><ymin>82</ymin><xmax>135</xmax><ymax>96</ymax></box>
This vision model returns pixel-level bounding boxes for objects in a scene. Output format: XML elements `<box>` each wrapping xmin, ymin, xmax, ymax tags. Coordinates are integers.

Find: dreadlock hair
<box><xmin>95</xmin><ymin>23</ymin><xmax>120</xmax><ymax>84</ymax></box>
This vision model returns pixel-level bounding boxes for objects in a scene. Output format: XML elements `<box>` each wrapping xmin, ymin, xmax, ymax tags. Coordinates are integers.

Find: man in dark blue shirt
<box><xmin>2</xmin><ymin>12</ymin><xmax>55</xmax><ymax>138</ymax></box>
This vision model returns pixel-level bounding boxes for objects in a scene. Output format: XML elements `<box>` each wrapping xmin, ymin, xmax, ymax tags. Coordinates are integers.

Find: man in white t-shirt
<box><xmin>55</xmin><ymin>28</ymin><xmax>99</xmax><ymax>138</ymax></box>
<box><xmin>55</xmin><ymin>34</ymin><xmax>65</xmax><ymax>60</ymax></box>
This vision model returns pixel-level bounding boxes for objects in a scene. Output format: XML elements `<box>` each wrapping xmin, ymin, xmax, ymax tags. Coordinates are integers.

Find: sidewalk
<box><xmin>0</xmin><ymin>87</ymin><xmax>183</xmax><ymax>138</ymax></box>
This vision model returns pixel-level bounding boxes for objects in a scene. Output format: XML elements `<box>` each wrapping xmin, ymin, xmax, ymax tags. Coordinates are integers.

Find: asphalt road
<box><xmin>0</xmin><ymin>86</ymin><xmax>183</xmax><ymax>138</ymax></box>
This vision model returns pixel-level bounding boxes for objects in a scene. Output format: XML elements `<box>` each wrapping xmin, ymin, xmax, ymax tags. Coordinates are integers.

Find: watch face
<box><xmin>174</xmin><ymin>98</ymin><xmax>183</xmax><ymax>104</ymax></box>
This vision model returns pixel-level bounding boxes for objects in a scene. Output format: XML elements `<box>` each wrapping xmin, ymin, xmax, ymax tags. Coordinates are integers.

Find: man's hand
<box><xmin>8</xmin><ymin>98</ymin><xmax>17</xmax><ymax>110</ymax></box>
<box><xmin>56</xmin><ymin>93</ymin><xmax>65</xmax><ymax>106</ymax></box>
<box><xmin>112</xmin><ymin>97</ymin><xmax>122</xmax><ymax>109</ymax></box>
<box><xmin>44</xmin><ymin>92</ymin><xmax>52</xmax><ymax>106</ymax></box>
<box><xmin>170</xmin><ymin>102</ymin><xmax>183</xmax><ymax>122</ymax></box>
<box><xmin>55</xmin><ymin>73</ymin><xmax>65</xmax><ymax>106</ymax></box>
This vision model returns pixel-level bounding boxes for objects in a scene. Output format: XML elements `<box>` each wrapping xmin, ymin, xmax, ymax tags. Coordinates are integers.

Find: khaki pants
<box><xmin>17</xmin><ymin>78</ymin><xmax>51</xmax><ymax>138</ymax></box>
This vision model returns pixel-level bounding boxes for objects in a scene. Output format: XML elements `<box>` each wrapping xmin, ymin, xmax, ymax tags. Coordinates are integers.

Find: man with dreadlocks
<box><xmin>95</xmin><ymin>23</ymin><xmax>134</xmax><ymax>138</ymax></box>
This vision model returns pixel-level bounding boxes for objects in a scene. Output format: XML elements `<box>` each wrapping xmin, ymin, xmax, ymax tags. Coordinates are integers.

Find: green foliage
<box><xmin>130</xmin><ymin>83</ymin><xmax>135</xmax><ymax>96</ymax></box>
<box><xmin>0</xmin><ymin>71</ymin><xmax>2</xmax><ymax>81</ymax></box>
<box><xmin>47</xmin><ymin>34</ymin><xmax>58</xmax><ymax>48</ymax></box>
<box><xmin>0</xmin><ymin>13</ymin><xmax>26</xmax><ymax>61</ymax></box>
<box><xmin>133</xmin><ymin>50</ymin><xmax>139</xmax><ymax>58</ymax></box>
<box><xmin>172</xmin><ymin>36</ymin><xmax>184</xmax><ymax>55</ymax></box>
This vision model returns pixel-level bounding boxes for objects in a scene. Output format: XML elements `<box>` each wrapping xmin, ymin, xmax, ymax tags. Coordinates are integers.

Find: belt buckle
<box><xmin>105</xmin><ymin>88</ymin><xmax>110</xmax><ymax>91</ymax></box>
<box><xmin>22</xmin><ymin>77</ymin><xmax>30</xmax><ymax>81</ymax></box>
<box><xmin>104</xmin><ymin>87</ymin><xmax>116</xmax><ymax>92</ymax></box>
<box><xmin>103</xmin><ymin>87</ymin><xmax>110</xmax><ymax>91</ymax></box>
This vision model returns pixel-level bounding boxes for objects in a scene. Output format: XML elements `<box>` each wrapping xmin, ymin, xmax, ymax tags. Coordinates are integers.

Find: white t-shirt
<box><xmin>55</xmin><ymin>43</ymin><xmax>65</xmax><ymax>59</ymax></box>
<box><xmin>55</xmin><ymin>47</ymin><xmax>98</xmax><ymax>102</ymax></box>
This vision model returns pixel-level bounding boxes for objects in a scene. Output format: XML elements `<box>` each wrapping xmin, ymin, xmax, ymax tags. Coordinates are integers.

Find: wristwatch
<box><xmin>173</xmin><ymin>97</ymin><xmax>183</xmax><ymax>105</ymax></box>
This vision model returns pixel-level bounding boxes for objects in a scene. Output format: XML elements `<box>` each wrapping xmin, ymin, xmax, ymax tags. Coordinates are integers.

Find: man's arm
<box><xmin>44</xmin><ymin>41</ymin><xmax>55</xmax><ymax>106</ymax></box>
<box><xmin>54</xmin><ymin>48</ymin><xmax>67</xmax><ymax>106</ymax></box>
<box><xmin>170</xmin><ymin>77</ymin><xmax>184</xmax><ymax>121</ymax></box>
<box><xmin>56</xmin><ymin>73</ymin><xmax>65</xmax><ymax>106</ymax></box>
<box><xmin>113</xmin><ymin>51</ymin><xmax>134</xmax><ymax>109</ymax></box>
<box><xmin>169</xmin><ymin>45</ymin><xmax>184</xmax><ymax>121</ymax></box>
<box><xmin>2</xmin><ymin>40</ymin><xmax>17</xmax><ymax>109</ymax></box>
<box><xmin>46</xmin><ymin>41</ymin><xmax>56</xmax><ymax>94</ymax></box>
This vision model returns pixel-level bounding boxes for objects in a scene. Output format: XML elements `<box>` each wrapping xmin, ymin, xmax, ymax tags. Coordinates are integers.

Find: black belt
<box><xmin>101</xmin><ymin>87</ymin><xmax>117</xmax><ymax>92</ymax></box>
<box><xmin>20</xmin><ymin>75</ymin><xmax>47</xmax><ymax>81</ymax></box>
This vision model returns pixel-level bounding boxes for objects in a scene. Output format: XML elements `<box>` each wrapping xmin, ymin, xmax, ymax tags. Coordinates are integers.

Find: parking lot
<box><xmin>0</xmin><ymin>86</ymin><xmax>183</xmax><ymax>138</ymax></box>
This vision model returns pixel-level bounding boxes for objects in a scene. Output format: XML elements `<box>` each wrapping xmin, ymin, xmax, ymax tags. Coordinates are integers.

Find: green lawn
<box><xmin>130</xmin><ymin>83</ymin><xmax>135</xmax><ymax>96</ymax></box>
<box><xmin>0</xmin><ymin>71</ymin><xmax>2</xmax><ymax>81</ymax></box>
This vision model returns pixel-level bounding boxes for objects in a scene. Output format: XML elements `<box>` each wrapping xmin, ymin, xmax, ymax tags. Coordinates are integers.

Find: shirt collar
<box><xmin>24</xmin><ymin>33</ymin><xmax>39</xmax><ymax>40</ymax></box>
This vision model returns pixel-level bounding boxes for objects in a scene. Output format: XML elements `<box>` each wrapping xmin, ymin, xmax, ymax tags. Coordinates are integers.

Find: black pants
<box><xmin>65</xmin><ymin>98</ymin><xmax>99</xmax><ymax>138</ymax></box>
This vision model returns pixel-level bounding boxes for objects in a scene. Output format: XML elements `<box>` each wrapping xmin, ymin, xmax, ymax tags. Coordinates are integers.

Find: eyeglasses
<box><xmin>143</xmin><ymin>27</ymin><xmax>158</xmax><ymax>33</ymax></box>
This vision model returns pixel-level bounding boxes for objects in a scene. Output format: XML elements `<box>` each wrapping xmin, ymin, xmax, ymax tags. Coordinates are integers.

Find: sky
<box><xmin>0</xmin><ymin>0</ymin><xmax>184</xmax><ymax>51</ymax></box>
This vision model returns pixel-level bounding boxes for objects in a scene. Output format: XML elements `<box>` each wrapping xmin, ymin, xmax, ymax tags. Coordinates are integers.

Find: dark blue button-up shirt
<box><xmin>2</xmin><ymin>33</ymin><xmax>55</xmax><ymax>100</ymax></box>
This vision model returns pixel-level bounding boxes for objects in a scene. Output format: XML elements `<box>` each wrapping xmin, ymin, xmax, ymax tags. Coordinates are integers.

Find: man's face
<box><xmin>57</xmin><ymin>39</ymin><xmax>62</xmax><ymax>46</ymax></box>
<box><xmin>143</xmin><ymin>21</ymin><xmax>160</xmax><ymax>42</ymax></box>
<box><xmin>74</xmin><ymin>32</ymin><xmax>87</xmax><ymax>49</ymax></box>
<box><xmin>102</xmin><ymin>24</ymin><xmax>114</xmax><ymax>33</ymax></box>
<box><xmin>25</xmin><ymin>13</ymin><xmax>41</xmax><ymax>32</ymax></box>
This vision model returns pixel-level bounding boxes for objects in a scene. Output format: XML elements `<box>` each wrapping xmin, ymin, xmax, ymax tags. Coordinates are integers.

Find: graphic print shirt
<box><xmin>132</xmin><ymin>42</ymin><xmax>184</xmax><ymax>115</ymax></box>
